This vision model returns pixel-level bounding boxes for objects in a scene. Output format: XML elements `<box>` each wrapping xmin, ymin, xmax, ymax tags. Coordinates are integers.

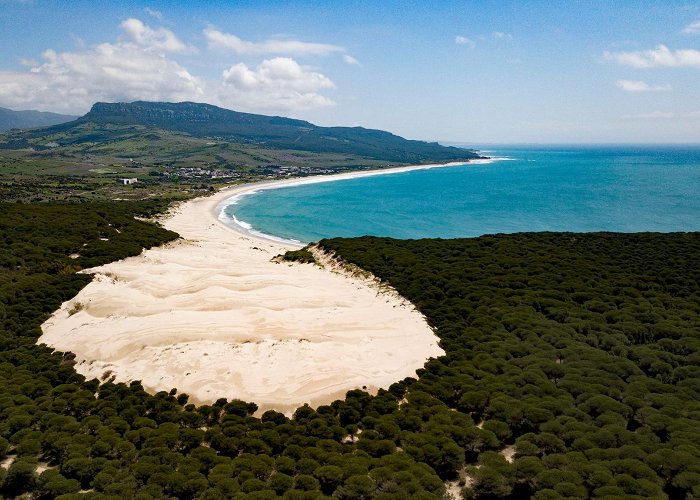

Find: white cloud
<box><xmin>144</xmin><ymin>7</ymin><xmax>163</xmax><ymax>21</ymax></box>
<box><xmin>616</xmin><ymin>80</ymin><xmax>671</xmax><ymax>92</ymax></box>
<box><xmin>682</xmin><ymin>20</ymin><xmax>700</xmax><ymax>35</ymax></box>
<box><xmin>454</xmin><ymin>35</ymin><xmax>476</xmax><ymax>48</ymax></box>
<box><xmin>0</xmin><ymin>43</ymin><xmax>205</xmax><ymax>113</ymax></box>
<box><xmin>204</xmin><ymin>28</ymin><xmax>344</xmax><ymax>56</ymax></box>
<box><xmin>120</xmin><ymin>18</ymin><xmax>195</xmax><ymax>54</ymax></box>
<box><xmin>604</xmin><ymin>44</ymin><xmax>700</xmax><ymax>68</ymax></box>
<box><xmin>0</xmin><ymin>20</ymin><xmax>338</xmax><ymax>115</ymax></box>
<box><xmin>621</xmin><ymin>110</ymin><xmax>700</xmax><ymax>119</ymax></box>
<box><xmin>343</xmin><ymin>54</ymin><xmax>360</xmax><ymax>65</ymax></box>
<box><xmin>492</xmin><ymin>31</ymin><xmax>513</xmax><ymax>40</ymax></box>
<box><xmin>219</xmin><ymin>57</ymin><xmax>335</xmax><ymax>110</ymax></box>
<box><xmin>223</xmin><ymin>57</ymin><xmax>334</xmax><ymax>91</ymax></box>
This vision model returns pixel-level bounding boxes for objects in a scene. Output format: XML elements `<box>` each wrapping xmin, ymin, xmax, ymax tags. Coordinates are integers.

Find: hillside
<box><xmin>0</xmin><ymin>107</ymin><xmax>77</xmax><ymax>131</ymax></box>
<box><xmin>24</xmin><ymin>101</ymin><xmax>480</xmax><ymax>164</ymax></box>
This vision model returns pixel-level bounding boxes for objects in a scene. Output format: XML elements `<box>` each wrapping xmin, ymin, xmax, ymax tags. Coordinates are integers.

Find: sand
<box><xmin>38</xmin><ymin>165</ymin><xmax>462</xmax><ymax>414</ymax></box>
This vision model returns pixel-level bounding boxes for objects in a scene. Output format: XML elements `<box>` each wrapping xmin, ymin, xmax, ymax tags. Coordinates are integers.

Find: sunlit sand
<box><xmin>40</xmin><ymin>168</ymin><xmax>450</xmax><ymax>414</ymax></box>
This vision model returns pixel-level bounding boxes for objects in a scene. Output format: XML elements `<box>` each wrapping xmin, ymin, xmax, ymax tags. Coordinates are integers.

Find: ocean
<box><xmin>222</xmin><ymin>145</ymin><xmax>700</xmax><ymax>243</ymax></box>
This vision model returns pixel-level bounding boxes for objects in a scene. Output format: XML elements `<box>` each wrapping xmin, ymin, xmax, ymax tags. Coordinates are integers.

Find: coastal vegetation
<box><xmin>280</xmin><ymin>248</ymin><xmax>317</xmax><ymax>265</ymax></box>
<box><xmin>319</xmin><ymin>234</ymin><xmax>700</xmax><ymax>499</ymax></box>
<box><xmin>1</xmin><ymin>195</ymin><xmax>698</xmax><ymax>498</ymax></box>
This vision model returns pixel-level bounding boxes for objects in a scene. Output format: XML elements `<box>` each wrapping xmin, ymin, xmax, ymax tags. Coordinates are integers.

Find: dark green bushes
<box><xmin>280</xmin><ymin>247</ymin><xmax>316</xmax><ymax>265</ymax></box>
<box><xmin>320</xmin><ymin>233</ymin><xmax>700</xmax><ymax>499</ymax></box>
<box><xmin>1</xmin><ymin>202</ymin><xmax>699</xmax><ymax>498</ymax></box>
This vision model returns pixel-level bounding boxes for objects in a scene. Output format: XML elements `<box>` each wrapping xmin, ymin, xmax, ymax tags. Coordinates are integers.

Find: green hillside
<box><xmin>30</xmin><ymin>101</ymin><xmax>480</xmax><ymax>164</ymax></box>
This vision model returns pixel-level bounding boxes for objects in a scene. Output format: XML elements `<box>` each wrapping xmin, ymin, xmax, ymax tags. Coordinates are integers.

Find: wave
<box><xmin>217</xmin><ymin>197</ymin><xmax>304</xmax><ymax>245</ymax></box>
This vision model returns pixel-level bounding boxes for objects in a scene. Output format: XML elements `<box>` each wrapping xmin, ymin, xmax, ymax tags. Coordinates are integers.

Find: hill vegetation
<box><xmin>58</xmin><ymin>101</ymin><xmax>479</xmax><ymax>164</ymax></box>
<box><xmin>0</xmin><ymin>198</ymin><xmax>698</xmax><ymax>498</ymax></box>
<box><xmin>4</xmin><ymin>101</ymin><xmax>480</xmax><ymax>165</ymax></box>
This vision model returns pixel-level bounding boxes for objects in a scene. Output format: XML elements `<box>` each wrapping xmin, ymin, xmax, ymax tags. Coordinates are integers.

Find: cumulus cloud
<box><xmin>0</xmin><ymin>19</ymin><xmax>338</xmax><ymax>114</ymax></box>
<box><xmin>454</xmin><ymin>35</ymin><xmax>476</xmax><ymax>48</ymax></box>
<box><xmin>604</xmin><ymin>44</ymin><xmax>700</xmax><ymax>68</ymax></box>
<box><xmin>204</xmin><ymin>28</ymin><xmax>344</xmax><ymax>56</ymax></box>
<box><xmin>0</xmin><ymin>43</ymin><xmax>205</xmax><ymax>113</ymax></box>
<box><xmin>219</xmin><ymin>57</ymin><xmax>335</xmax><ymax>110</ymax></box>
<box><xmin>616</xmin><ymin>80</ymin><xmax>671</xmax><ymax>92</ymax></box>
<box><xmin>682</xmin><ymin>20</ymin><xmax>700</xmax><ymax>35</ymax></box>
<box><xmin>120</xmin><ymin>18</ymin><xmax>195</xmax><ymax>53</ymax></box>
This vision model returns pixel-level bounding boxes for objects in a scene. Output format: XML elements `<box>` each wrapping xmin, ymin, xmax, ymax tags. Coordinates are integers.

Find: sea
<box><xmin>222</xmin><ymin>145</ymin><xmax>700</xmax><ymax>244</ymax></box>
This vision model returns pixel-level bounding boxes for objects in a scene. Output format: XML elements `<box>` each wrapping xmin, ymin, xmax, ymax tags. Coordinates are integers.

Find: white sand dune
<box><xmin>39</xmin><ymin>172</ymin><xmax>447</xmax><ymax>414</ymax></box>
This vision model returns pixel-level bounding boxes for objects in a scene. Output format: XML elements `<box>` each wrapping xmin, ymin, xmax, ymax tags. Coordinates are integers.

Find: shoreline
<box><xmin>216</xmin><ymin>158</ymin><xmax>496</xmax><ymax>245</ymax></box>
<box><xmin>39</xmin><ymin>163</ymin><xmax>452</xmax><ymax>415</ymax></box>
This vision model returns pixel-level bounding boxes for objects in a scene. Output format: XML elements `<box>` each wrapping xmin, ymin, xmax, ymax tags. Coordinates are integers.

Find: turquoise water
<box><xmin>224</xmin><ymin>145</ymin><xmax>700</xmax><ymax>243</ymax></box>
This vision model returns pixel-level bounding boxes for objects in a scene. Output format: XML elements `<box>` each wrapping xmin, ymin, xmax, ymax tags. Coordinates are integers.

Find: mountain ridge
<box><xmin>40</xmin><ymin>101</ymin><xmax>481</xmax><ymax>164</ymax></box>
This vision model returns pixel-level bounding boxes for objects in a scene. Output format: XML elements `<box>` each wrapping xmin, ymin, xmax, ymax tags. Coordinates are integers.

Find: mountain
<box><xmin>0</xmin><ymin>107</ymin><xmax>78</xmax><ymax>131</ymax></box>
<box><xmin>36</xmin><ymin>101</ymin><xmax>481</xmax><ymax>163</ymax></box>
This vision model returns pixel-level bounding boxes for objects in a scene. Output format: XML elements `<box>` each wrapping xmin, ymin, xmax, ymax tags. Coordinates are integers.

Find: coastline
<box><xmin>217</xmin><ymin>158</ymin><xmax>495</xmax><ymax>244</ymax></box>
<box><xmin>38</xmin><ymin>162</ymin><xmax>458</xmax><ymax>414</ymax></box>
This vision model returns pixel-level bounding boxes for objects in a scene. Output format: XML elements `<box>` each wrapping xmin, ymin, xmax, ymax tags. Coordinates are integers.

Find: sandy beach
<box><xmin>38</xmin><ymin>163</ymin><xmax>464</xmax><ymax>414</ymax></box>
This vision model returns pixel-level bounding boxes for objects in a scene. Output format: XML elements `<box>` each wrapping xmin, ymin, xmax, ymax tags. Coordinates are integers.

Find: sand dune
<box><xmin>39</xmin><ymin>175</ymin><xmax>445</xmax><ymax>414</ymax></box>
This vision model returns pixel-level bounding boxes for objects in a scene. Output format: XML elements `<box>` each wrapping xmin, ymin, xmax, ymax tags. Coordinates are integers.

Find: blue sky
<box><xmin>1</xmin><ymin>0</ymin><xmax>699</xmax><ymax>143</ymax></box>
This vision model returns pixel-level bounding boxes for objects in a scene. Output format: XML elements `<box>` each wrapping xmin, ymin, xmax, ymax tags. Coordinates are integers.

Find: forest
<box><xmin>0</xmin><ymin>201</ymin><xmax>699</xmax><ymax>499</ymax></box>
<box><xmin>319</xmin><ymin>234</ymin><xmax>700</xmax><ymax>499</ymax></box>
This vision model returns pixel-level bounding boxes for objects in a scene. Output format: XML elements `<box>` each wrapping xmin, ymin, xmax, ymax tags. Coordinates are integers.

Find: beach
<box><xmin>38</xmin><ymin>164</ymin><xmax>454</xmax><ymax>415</ymax></box>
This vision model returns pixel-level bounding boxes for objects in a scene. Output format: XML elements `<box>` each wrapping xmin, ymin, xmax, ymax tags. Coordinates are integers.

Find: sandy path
<box><xmin>39</xmin><ymin>171</ymin><xmax>447</xmax><ymax>414</ymax></box>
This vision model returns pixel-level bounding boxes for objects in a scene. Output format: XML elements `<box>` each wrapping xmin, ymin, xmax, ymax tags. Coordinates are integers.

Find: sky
<box><xmin>1</xmin><ymin>0</ymin><xmax>699</xmax><ymax>143</ymax></box>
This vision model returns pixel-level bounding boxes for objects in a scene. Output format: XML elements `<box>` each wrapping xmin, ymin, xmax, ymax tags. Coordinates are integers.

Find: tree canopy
<box><xmin>0</xmin><ymin>201</ymin><xmax>698</xmax><ymax>499</ymax></box>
